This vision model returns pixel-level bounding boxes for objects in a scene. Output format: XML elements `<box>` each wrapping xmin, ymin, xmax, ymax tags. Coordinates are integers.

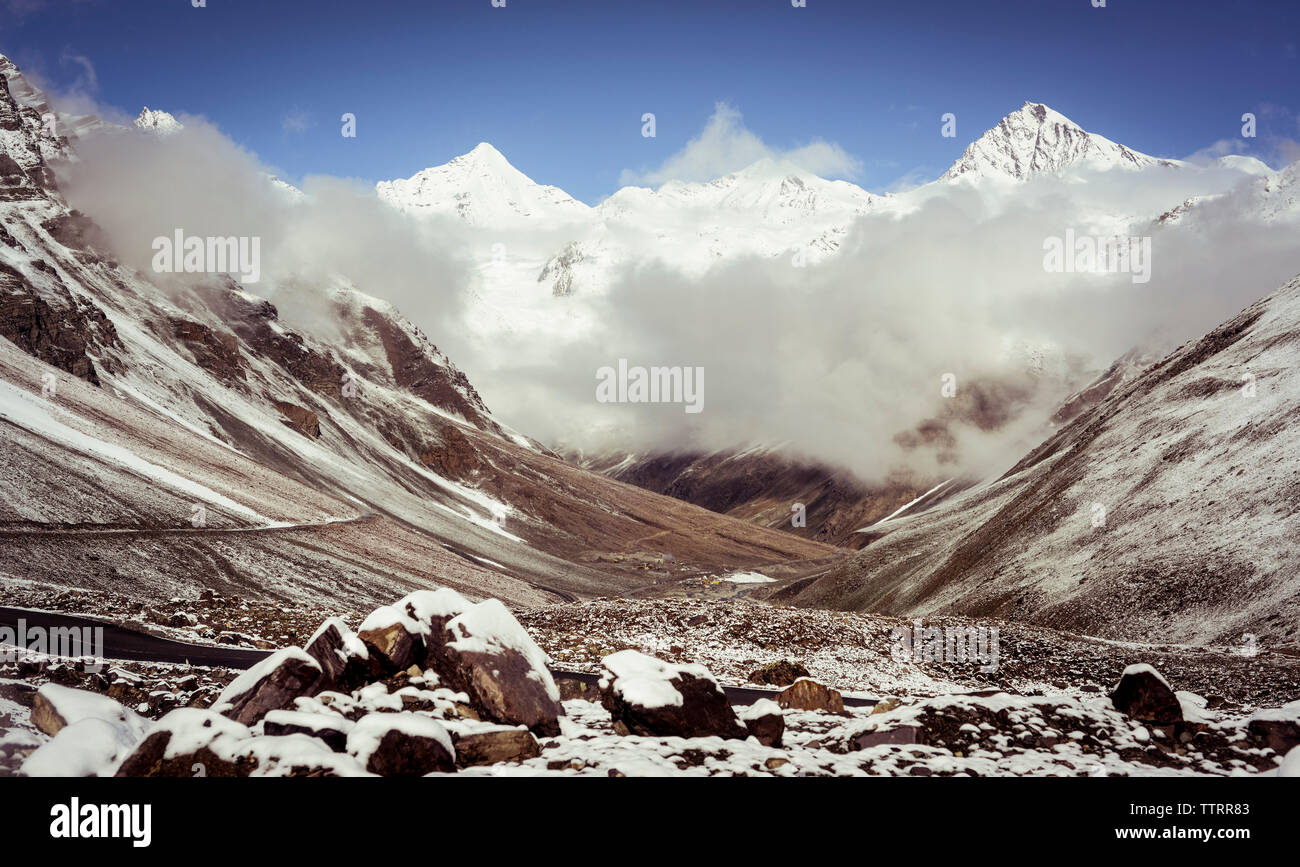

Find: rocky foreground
<box><xmin>2</xmin><ymin>590</ymin><xmax>1299</xmax><ymax>777</ymax></box>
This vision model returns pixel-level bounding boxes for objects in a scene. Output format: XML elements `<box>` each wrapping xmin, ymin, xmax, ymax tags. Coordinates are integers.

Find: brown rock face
<box><xmin>1109</xmin><ymin>666</ymin><xmax>1182</xmax><ymax>725</ymax></box>
<box><xmin>1247</xmin><ymin>717</ymin><xmax>1300</xmax><ymax>756</ymax></box>
<box><xmin>172</xmin><ymin>317</ymin><xmax>245</xmax><ymax>382</ymax></box>
<box><xmin>451</xmin><ymin>727</ymin><xmax>541</xmax><ymax>767</ymax></box>
<box><xmin>419</xmin><ymin>423</ymin><xmax>482</xmax><ymax>479</ymax></box>
<box><xmin>435</xmin><ymin>642</ymin><xmax>564</xmax><ymax>737</ymax></box>
<box><xmin>30</xmin><ymin>691</ymin><xmax>67</xmax><ymax>736</ymax></box>
<box><xmin>357</xmin><ymin>621</ymin><xmax>422</xmax><ymax>674</ymax></box>
<box><xmin>0</xmin><ymin>261</ymin><xmax>119</xmax><ymax>385</ymax></box>
<box><xmin>262</xmin><ymin>711</ymin><xmax>351</xmax><ymax>753</ymax></box>
<box><xmin>274</xmin><ymin>401</ymin><xmax>322</xmax><ymax>438</ymax></box>
<box><xmin>362</xmin><ymin>307</ymin><xmax>499</xmax><ymax>433</ymax></box>
<box><xmin>778</xmin><ymin>678</ymin><xmax>845</xmax><ymax>714</ymax></box>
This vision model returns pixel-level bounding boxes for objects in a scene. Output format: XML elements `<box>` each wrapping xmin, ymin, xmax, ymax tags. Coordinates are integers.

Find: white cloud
<box><xmin>619</xmin><ymin>102</ymin><xmax>862</xmax><ymax>187</ymax></box>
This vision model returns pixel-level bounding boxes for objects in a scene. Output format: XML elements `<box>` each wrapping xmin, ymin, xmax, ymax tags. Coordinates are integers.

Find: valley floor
<box><xmin>3</xmin><ymin>589</ymin><xmax>1298</xmax><ymax>777</ymax></box>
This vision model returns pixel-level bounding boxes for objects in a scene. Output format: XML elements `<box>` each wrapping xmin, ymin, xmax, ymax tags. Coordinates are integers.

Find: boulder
<box><xmin>31</xmin><ymin>683</ymin><xmax>146</xmax><ymax>738</ymax></box>
<box><xmin>303</xmin><ymin>617</ymin><xmax>371</xmax><ymax>693</ymax></box>
<box><xmin>778</xmin><ymin>678</ymin><xmax>845</xmax><ymax>713</ymax></box>
<box><xmin>356</xmin><ymin>606</ymin><xmax>423</xmax><ymax>674</ymax></box>
<box><xmin>346</xmin><ymin>712</ymin><xmax>455</xmax><ymax>776</ymax></box>
<box><xmin>450</xmin><ymin>724</ymin><xmax>541</xmax><ymax>768</ymax></box>
<box><xmin>739</xmin><ymin>699</ymin><xmax>784</xmax><ymax>747</ymax></box>
<box><xmin>397</xmin><ymin>588</ymin><xmax>471</xmax><ymax>666</ymax></box>
<box><xmin>747</xmin><ymin>660</ymin><xmax>810</xmax><ymax>687</ymax></box>
<box><xmin>430</xmin><ymin>599</ymin><xmax>563</xmax><ymax>736</ymax></box>
<box><xmin>1108</xmin><ymin>664</ymin><xmax>1182</xmax><ymax>725</ymax></box>
<box><xmin>1247</xmin><ymin>700</ymin><xmax>1300</xmax><ymax>756</ymax></box>
<box><xmin>115</xmin><ymin>709</ymin><xmax>256</xmax><ymax>777</ymax></box>
<box><xmin>599</xmin><ymin>650</ymin><xmax>747</xmax><ymax>740</ymax></box>
<box><xmin>262</xmin><ymin>709</ymin><xmax>353</xmax><ymax>752</ymax></box>
<box><xmin>212</xmin><ymin>648</ymin><xmax>323</xmax><ymax>726</ymax></box>
<box><xmin>24</xmin><ymin>718</ymin><xmax>140</xmax><ymax>777</ymax></box>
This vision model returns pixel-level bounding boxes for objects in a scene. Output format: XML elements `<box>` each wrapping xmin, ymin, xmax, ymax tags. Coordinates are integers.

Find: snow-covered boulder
<box><xmin>445</xmin><ymin>720</ymin><xmax>540</xmax><ymax>768</ymax></box>
<box><xmin>31</xmin><ymin>683</ymin><xmax>148</xmax><ymax>738</ymax></box>
<box><xmin>1248</xmin><ymin>699</ymin><xmax>1300</xmax><ymax>756</ymax></box>
<box><xmin>739</xmin><ymin>698</ymin><xmax>784</xmax><ymax>747</ymax></box>
<box><xmin>212</xmin><ymin>647</ymin><xmax>323</xmax><ymax>726</ymax></box>
<box><xmin>346</xmin><ymin>712</ymin><xmax>455</xmax><ymax>776</ymax></box>
<box><xmin>599</xmin><ymin>650</ymin><xmax>747</xmax><ymax>740</ymax></box>
<box><xmin>431</xmin><ymin>599</ymin><xmax>563</xmax><ymax>736</ymax></box>
<box><xmin>356</xmin><ymin>605</ymin><xmax>425</xmax><ymax>673</ymax></box>
<box><xmin>114</xmin><ymin>708</ymin><xmax>362</xmax><ymax>777</ymax></box>
<box><xmin>1277</xmin><ymin>744</ymin><xmax>1300</xmax><ymax>777</ymax></box>
<box><xmin>1108</xmin><ymin>664</ymin><xmax>1182</xmax><ymax>725</ymax></box>
<box><xmin>22</xmin><ymin>684</ymin><xmax>152</xmax><ymax>777</ymax></box>
<box><xmin>261</xmin><ymin>709</ymin><xmax>353</xmax><ymax>752</ymax></box>
<box><xmin>114</xmin><ymin>709</ymin><xmax>256</xmax><ymax>777</ymax></box>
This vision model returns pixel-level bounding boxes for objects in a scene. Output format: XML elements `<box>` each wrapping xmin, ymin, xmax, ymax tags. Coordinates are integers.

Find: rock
<box><xmin>303</xmin><ymin>617</ymin><xmax>371</xmax><ymax>692</ymax></box>
<box><xmin>430</xmin><ymin>599</ymin><xmax>563</xmax><ymax>736</ymax></box>
<box><xmin>851</xmin><ymin>724</ymin><xmax>921</xmax><ymax>750</ymax></box>
<box><xmin>777</xmin><ymin>678</ymin><xmax>845</xmax><ymax>714</ymax></box>
<box><xmin>765</xmin><ymin>757</ymin><xmax>789</xmax><ymax>770</ymax></box>
<box><xmin>274</xmin><ymin>401</ymin><xmax>321</xmax><ymax>438</ymax></box>
<box><xmin>1108</xmin><ymin>664</ymin><xmax>1182</xmax><ymax>725</ymax></box>
<box><xmin>24</xmin><ymin>718</ymin><xmax>141</xmax><ymax>777</ymax></box>
<box><xmin>212</xmin><ymin>648</ymin><xmax>322</xmax><ymax>726</ymax></box>
<box><xmin>739</xmin><ymin>699</ymin><xmax>784</xmax><ymax>747</ymax></box>
<box><xmin>398</xmin><ymin>588</ymin><xmax>470</xmax><ymax>666</ymax></box>
<box><xmin>871</xmin><ymin>697</ymin><xmax>903</xmax><ymax>715</ymax></box>
<box><xmin>262</xmin><ymin>709</ymin><xmax>353</xmax><ymax>752</ymax></box>
<box><xmin>31</xmin><ymin>684</ymin><xmax>147</xmax><ymax>739</ymax></box>
<box><xmin>31</xmin><ymin>690</ymin><xmax>66</xmax><ymax>736</ymax></box>
<box><xmin>356</xmin><ymin>607</ymin><xmax>423</xmax><ymax>674</ymax></box>
<box><xmin>555</xmin><ymin>676</ymin><xmax>601</xmax><ymax>702</ymax></box>
<box><xmin>599</xmin><ymin>650</ymin><xmax>747</xmax><ymax>740</ymax></box>
<box><xmin>346</xmin><ymin>713</ymin><xmax>455</xmax><ymax>776</ymax></box>
<box><xmin>747</xmin><ymin>660</ymin><xmax>811</xmax><ymax>687</ymax></box>
<box><xmin>1247</xmin><ymin>700</ymin><xmax>1300</xmax><ymax>755</ymax></box>
<box><xmin>450</xmin><ymin>725</ymin><xmax>541</xmax><ymax>767</ymax></box>
<box><xmin>1278</xmin><ymin>745</ymin><xmax>1300</xmax><ymax>777</ymax></box>
<box><xmin>115</xmin><ymin>710</ymin><xmax>256</xmax><ymax>777</ymax></box>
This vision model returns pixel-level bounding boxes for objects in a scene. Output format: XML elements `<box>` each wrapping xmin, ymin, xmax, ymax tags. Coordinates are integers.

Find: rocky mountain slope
<box><xmin>775</xmin><ymin>271</ymin><xmax>1300</xmax><ymax>648</ymax></box>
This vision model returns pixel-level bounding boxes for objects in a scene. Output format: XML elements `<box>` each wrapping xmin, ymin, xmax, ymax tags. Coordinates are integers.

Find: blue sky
<box><xmin>3</xmin><ymin>0</ymin><xmax>1298</xmax><ymax>202</ymax></box>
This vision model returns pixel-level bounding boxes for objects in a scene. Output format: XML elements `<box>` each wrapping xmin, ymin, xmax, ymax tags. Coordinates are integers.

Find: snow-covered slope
<box><xmin>376</xmin><ymin>142</ymin><xmax>591</xmax><ymax>226</ymax></box>
<box><xmin>941</xmin><ymin>102</ymin><xmax>1182</xmax><ymax>183</ymax></box>
<box><xmin>133</xmin><ymin>107</ymin><xmax>182</xmax><ymax>136</ymax></box>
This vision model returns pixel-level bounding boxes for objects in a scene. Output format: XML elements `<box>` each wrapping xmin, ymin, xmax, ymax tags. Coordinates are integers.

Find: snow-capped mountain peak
<box><xmin>941</xmin><ymin>101</ymin><xmax>1181</xmax><ymax>183</ymax></box>
<box><xmin>376</xmin><ymin>142</ymin><xmax>591</xmax><ymax>226</ymax></box>
<box><xmin>134</xmin><ymin>106</ymin><xmax>183</xmax><ymax>135</ymax></box>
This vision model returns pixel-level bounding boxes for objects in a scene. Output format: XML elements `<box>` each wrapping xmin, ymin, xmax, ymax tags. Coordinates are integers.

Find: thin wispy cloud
<box><xmin>619</xmin><ymin>102</ymin><xmax>862</xmax><ymax>187</ymax></box>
